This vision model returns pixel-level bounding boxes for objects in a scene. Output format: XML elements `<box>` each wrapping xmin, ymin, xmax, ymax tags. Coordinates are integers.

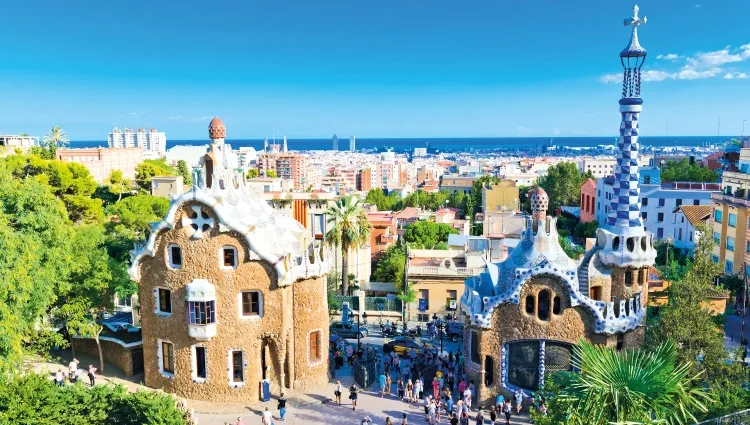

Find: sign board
<box><xmin>448</xmin><ymin>300</ymin><xmax>457</xmax><ymax>310</ymax></box>
<box><xmin>418</xmin><ymin>298</ymin><xmax>428</xmax><ymax>312</ymax></box>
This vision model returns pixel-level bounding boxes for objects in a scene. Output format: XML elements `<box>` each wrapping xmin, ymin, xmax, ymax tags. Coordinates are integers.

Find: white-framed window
<box><xmin>312</xmin><ymin>214</ymin><xmax>325</xmax><ymax>239</ymax></box>
<box><xmin>238</xmin><ymin>291</ymin><xmax>263</xmax><ymax>319</ymax></box>
<box><xmin>191</xmin><ymin>344</ymin><xmax>208</xmax><ymax>383</ymax></box>
<box><xmin>157</xmin><ymin>339</ymin><xmax>175</xmax><ymax>378</ymax></box>
<box><xmin>227</xmin><ymin>349</ymin><xmax>246</xmax><ymax>388</ymax></box>
<box><xmin>167</xmin><ymin>244</ymin><xmax>182</xmax><ymax>269</ymax></box>
<box><xmin>155</xmin><ymin>288</ymin><xmax>172</xmax><ymax>317</ymax></box>
<box><xmin>307</xmin><ymin>329</ymin><xmax>323</xmax><ymax>366</ymax></box>
<box><xmin>220</xmin><ymin>246</ymin><xmax>238</xmax><ymax>269</ymax></box>
<box><xmin>188</xmin><ymin>301</ymin><xmax>216</xmax><ymax>325</ymax></box>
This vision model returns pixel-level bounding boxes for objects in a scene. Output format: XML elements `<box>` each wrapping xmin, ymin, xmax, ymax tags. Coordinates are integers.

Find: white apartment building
<box><xmin>0</xmin><ymin>135</ymin><xmax>39</xmax><ymax>150</ymax></box>
<box><xmin>595</xmin><ymin>177</ymin><xmax>720</xmax><ymax>242</ymax></box>
<box><xmin>414</xmin><ymin>147</ymin><xmax>427</xmax><ymax>157</ymax></box>
<box><xmin>166</xmin><ymin>145</ymin><xmax>209</xmax><ymax>168</ymax></box>
<box><xmin>108</xmin><ymin>128</ymin><xmax>166</xmax><ymax>156</ymax></box>
<box><xmin>579</xmin><ymin>156</ymin><xmax>650</xmax><ymax>179</ymax></box>
<box><xmin>349</xmin><ymin>135</ymin><xmax>356</xmax><ymax>152</ymax></box>
<box><xmin>236</xmin><ymin>147</ymin><xmax>258</xmax><ymax>172</ymax></box>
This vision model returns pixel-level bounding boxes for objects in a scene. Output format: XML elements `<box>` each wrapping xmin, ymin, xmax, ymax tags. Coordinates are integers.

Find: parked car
<box><xmin>383</xmin><ymin>336</ymin><xmax>434</xmax><ymax>356</ymax></box>
<box><xmin>329</xmin><ymin>321</ymin><xmax>368</xmax><ymax>339</ymax></box>
<box><xmin>445</xmin><ymin>321</ymin><xmax>464</xmax><ymax>342</ymax></box>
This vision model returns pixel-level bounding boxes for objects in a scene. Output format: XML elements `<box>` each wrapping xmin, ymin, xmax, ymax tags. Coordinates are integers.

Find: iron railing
<box><xmin>696</xmin><ymin>409</ymin><xmax>750</xmax><ymax>425</ymax></box>
<box><xmin>364</xmin><ymin>297</ymin><xmax>402</xmax><ymax>312</ymax></box>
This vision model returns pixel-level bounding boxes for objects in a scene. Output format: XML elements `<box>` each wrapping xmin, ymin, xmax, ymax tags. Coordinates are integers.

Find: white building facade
<box><xmin>108</xmin><ymin>128</ymin><xmax>166</xmax><ymax>156</ymax></box>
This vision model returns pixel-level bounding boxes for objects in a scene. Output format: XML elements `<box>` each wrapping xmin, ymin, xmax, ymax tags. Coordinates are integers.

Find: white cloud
<box><xmin>552</xmin><ymin>128</ymin><xmax>561</xmax><ymax>136</ymax></box>
<box><xmin>694</xmin><ymin>4</ymin><xmax>700</xmax><ymax>9</ymax></box>
<box><xmin>599</xmin><ymin>42</ymin><xmax>750</xmax><ymax>83</ymax></box>
<box><xmin>656</xmin><ymin>53</ymin><xmax>681</xmax><ymax>61</ymax></box>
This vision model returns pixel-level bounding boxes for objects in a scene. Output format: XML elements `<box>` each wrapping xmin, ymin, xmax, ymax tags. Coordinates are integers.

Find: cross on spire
<box><xmin>624</xmin><ymin>4</ymin><xmax>647</xmax><ymax>29</ymax></box>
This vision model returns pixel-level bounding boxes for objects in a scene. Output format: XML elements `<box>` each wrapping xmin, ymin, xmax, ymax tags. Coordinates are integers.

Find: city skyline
<box><xmin>1</xmin><ymin>1</ymin><xmax>748</xmax><ymax>140</ymax></box>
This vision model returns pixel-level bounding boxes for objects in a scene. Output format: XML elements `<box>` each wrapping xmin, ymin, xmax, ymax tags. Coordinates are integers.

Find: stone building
<box><xmin>128</xmin><ymin>117</ymin><xmax>331</xmax><ymax>403</ymax></box>
<box><xmin>460</xmin><ymin>6</ymin><xmax>656</xmax><ymax>404</ymax></box>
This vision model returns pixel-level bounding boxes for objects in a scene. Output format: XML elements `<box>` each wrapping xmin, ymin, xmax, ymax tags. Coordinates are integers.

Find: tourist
<box><xmin>424</xmin><ymin>395</ymin><xmax>431</xmax><ymax>421</ymax></box>
<box><xmin>385</xmin><ymin>417</ymin><xmax>393</xmax><ymax>425</ymax></box>
<box><xmin>405</xmin><ymin>379</ymin><xmax>413</xmax><ymax>402</ymax></box>
<box><xmin>502</xmin><ymin>401</ymin><xmax>512</xmax><ymax>425</ymax></box>
<box><xmin>87</xmin><ymin>364</ymin><xmax>96</xmax><ymax>387</ymax></box>
<box><xmin>432</xmin><ymin>377</ymin><xmax>440</xmax><ymax>399</ymax></box>
<box><xmin>447</xmin><ymin>371</ymin><xmax>455</xmax><ymax>391</ymax></box>
<box><xmin>444</xmin><ymin>387</ymin><xmax>454</xmax><ymax>416</ymax></box>
<box><xmin>346</xmin><ymin>344</ymin><xmax>355</xmax><ymax>366</ymax></box>
<box><xmin>456</xmin><ymin>399</ymin><xmax>465</xmax><ymax>417</ymax></box>
<box><xmin>68</xmin><ymin>358</ymin><xmax>79</xmax><ymax>381</ymax></box>
<box><xmin>349</xmin><ymin>383</ymin><xmax>359</xmax><ymax>410</ymax></box>
<box><xmin>428</xmin><ymin>398</ymin><xmax>437</xmax><ymax>425</ymax></box>
<box><xmin>459</xmin><ymin>409</ymin><xmax>470</xmax><ymax>425</ymax></box>
<box><xmin>538</xmin><ymin>402</ymin><xmax>548</xmax><ymax>416</ymax></box>
<box><xmin>334</xmin><ymin>380</ymin><xmax>342</xmax><ymax>405</ymax></box>
<box><xmin>475</xmin><ymin>410</ymin><xmax>484</xmax><ymax>425</ymax></box>
<box><xmin>55</xmin><ymin>369</ymin><xmax>64</xmax><ymax>387</ymax></box>
<box><xmin>463</xmin><ymin>385</ymin><xmax>472</xmax><ymax>411</ymax></box>
<box><xmin>74</xmin><ymin>367</ymin><xmax>83</xmax><ymax>384</ymax></box>
<box><xmin>334</xmin><ymin>349</ymin><xmax>342</xmax><ymax>370</ymax></box>
<box><xmin>457</xmin><ymin>379</ymin><xmax>467</xmax><ymax>397</ymax></box>
<box><xmin>513</xmin><ymin>390</ymin><xmax>524</xmax><ymax>414</ymax></box>
<box><xmin>386</xmin><ymin>374</ymin><xmax>393</xmax><ymax>396</ymax></box>
<box><xmin>468</xmin><ymin>381</ymin><xmax>476</xmax><ymax>402</ymax></box>
<box><xmin>361</xmin><ymin>416</ymin><xmax>372</xmax><ymax>425</ymax></box>
<box><xmin>261</xmin><ymin>407</ymin><xmax>272</xmax><ymax>425</ymax></box>
<box><xmin>449</xmin><ymin>412</ymin><xmax>459</xmax><ymax>425</ymax></box>
<box><xmin>401</xmin><ymin>412</ymin><xmax>408</xmax><ymax>425</ymax></box>
<box><xmin>397</xmin><ymin>378</ymin><xmax>404</xmax><ymax>400</ymax></box>
<box><xmin>415</xmin><ymin>376</ymin><xmax>423</xmax><ymax>401</ymax></box>
<box><xmin>277</xmin><ymin>392</ymin><xmax>287</xmax><ymax>421</ymax></box>
<box><xmin>435</xmin><ymin>397</ymin><xmax>442</xmax><ymax>423</ymax></box>
<box><xmin>379</xmin><ymin>371</ymin><xmax>388</xmax><ymax>397</ymax></box>
<box><xmin>236</xmin><ymin>417</ymin><xmax>244</xmax><ymax>425</ymax></box>
<box><xmin>489</xmin><ymin>406</ymin><xmax>497</xmax><ymax>425</ymax></box>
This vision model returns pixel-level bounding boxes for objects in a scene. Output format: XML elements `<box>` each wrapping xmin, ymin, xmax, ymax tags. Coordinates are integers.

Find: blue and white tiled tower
<box><xmin>597</xmin><ymin>4</ymin><xmax>656</xmax><ymax>270</ymax></box>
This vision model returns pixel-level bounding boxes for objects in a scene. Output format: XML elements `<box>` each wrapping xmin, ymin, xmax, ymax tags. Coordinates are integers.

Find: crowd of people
<box><xmin>52</xmin><ymin>358</ymin><xmax>97</xmax><ymax>387</ymax></box>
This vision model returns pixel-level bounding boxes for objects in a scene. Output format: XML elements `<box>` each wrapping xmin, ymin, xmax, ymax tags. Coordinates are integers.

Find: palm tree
<box><xmin>540</xmin><ymin>340</ymin><xmax>709</xmax><ymax>425</ymax></box>
<box><xmin>325</xmin><ymin>196</ymin><xmax>371</xmax><ymax>296</ymax></box>
<box><xmin>43</xmin><ymin>125</ymin><xmax>69</xmax><ymax>149</ymax></box>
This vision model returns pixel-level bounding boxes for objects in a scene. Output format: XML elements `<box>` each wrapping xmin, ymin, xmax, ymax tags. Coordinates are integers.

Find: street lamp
<box><xmin>432</xmin><ymin>313</ymin><xmax>444</xmax><ymax>354</ymax></box>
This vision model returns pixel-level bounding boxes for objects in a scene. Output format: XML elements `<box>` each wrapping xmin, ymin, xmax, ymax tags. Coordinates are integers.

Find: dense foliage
<box><xmin>403</xmin><ymin>220</ymin><xmax>458</xmax><ymax>249</ymax></box>
<box><xmin>372</xmin><ymin>244</ymin><xmax>406</xmax><ymax>285</ymax></box>
<box><xmin>134</xmin><ymin>158</ymin><xmax>175</xmax><ymax>193</ymax></box>
<box><xmin>531</xmin><ymin>341</ymin><xmax>709</xmax><ymax>425</ymax></box>
<box><xmin>0</xmin><ymin>373</ymin><xmax>191</xmax><ymax>425</ymax></box>
<box><xmin>660</xmin><ymin>158</ymin><xmax>719</xmax><ymax>183</ymax></box>
<box><xmin>325</xmin><ymin>196</ymin><xmax>371</xmax><ymax>295</ymax></box>
<box><xmin>536</xmin><ymin>162</ymin><xmax>594</xmax><ymax>212</ymax></box>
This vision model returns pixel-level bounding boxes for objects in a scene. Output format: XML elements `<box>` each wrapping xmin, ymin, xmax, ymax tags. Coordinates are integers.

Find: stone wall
<box><xmin>292</xmin><ymin>275</ymin><xmax>330</xmax><ymax>390</ymax></box>
<box><xmin>72</xmin><ymin>337</ymin><xmax>138</xmax><ymax>376</ymax></box>
<box><xmin>138</xmin><ymin>202</ymin><xmax>329</xmax><ymax>403</ymax></box>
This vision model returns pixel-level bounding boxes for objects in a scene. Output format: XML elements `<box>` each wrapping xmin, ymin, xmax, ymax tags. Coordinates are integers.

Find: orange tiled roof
<box><xmin>677</xmin><ymin>205</ymin><xmax>711</xmax><ymax>227</ymax></box>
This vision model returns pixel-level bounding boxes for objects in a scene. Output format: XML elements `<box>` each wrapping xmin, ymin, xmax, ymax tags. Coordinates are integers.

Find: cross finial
<box><xmin>624</xmin><ymin>4</ymin><xmax>647</xmax><ymax>28</ymax></box>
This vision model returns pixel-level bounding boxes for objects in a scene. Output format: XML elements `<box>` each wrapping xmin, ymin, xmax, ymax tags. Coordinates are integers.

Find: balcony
<box><xmin>712</xmin><ymin>192</ymin><xmax>750</xmax><ymax>208</ymax></box>
<box><xmin>408</xmin><ymin>264</ymin><xmax>486</xmax><ymax>277</ymax></box>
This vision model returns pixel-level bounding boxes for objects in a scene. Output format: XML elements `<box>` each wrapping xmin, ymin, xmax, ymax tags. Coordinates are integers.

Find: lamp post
<box><xmin>432</xmin><ymin>313</ymin><xmax>444</xmax><ymax>354</ymax></box>
<box><xmin>356</xmin><ymin>313</ymin><xmax>362</xmax><ymax>351</ymax></box>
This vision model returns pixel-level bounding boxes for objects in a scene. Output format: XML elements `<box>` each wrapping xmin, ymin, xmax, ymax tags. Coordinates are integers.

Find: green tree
<box><xmin>104</xmin><ymin>195</ymin><xmax>170</xmax><ymax>262</ymax></box>
<box><xmin>558</xmin><ymin>234</ymin><xmax>585</xmax><ymax>259</ymax></box>
<box><xmin>661</xmin><ymin>159</ymin><xmax>719</xmax><ymax>183</ymax></box>
<box><xmin>573</xmin><ymin>220</ymin><xmax>598</xmax><ymax>240</ymax></box>
<box><xmin>134</xmin><ymin>158</ymin><xmax>175</xmax><ymax>193</ymax></box>
<box><xmin>0</xmin><ymin>165</ymin><xmax>73</xmax><ymax>371</ymax></box>
<box><xmin>107</xmin><ymin>170</ymin><xmax>132</xmax><ymax>202</ymax></box>
<box><xmin>175</xmin><ymin>159</ymin><xmax>193</xmax><ymax>186</ymax></box>
<box><xmin>518</xmin><ymin>185</ymin><xmax>532</xmax><ymax>212</ymax></box>
<box><xmin>532</xmin><ymin>340</ymin><xmax>709</xmax><ymax>425</ymax></box>
<box><xmin>266</xmin><ymin>169</ymin><xmax>278</xmax><ymax>178</ymax></box>
<box><xmin>403</xmin><ymin>220</ymin><xmax>458</xmax><ymax>249</ymax></box>
<box><xmin>42</xmin><ymin>125</ymin><xmax>69</xmax><ymax>150</ymax></box>
<box><xmin>536</xmin><ymin>162</ymin><xmax>591</xmax><ymax>211</ymax></box>
<box><xmin>325</xmin><ymin>196</ymin><xmax>371</xmax><ymax>295</ymax></box>
<box><xmin>246</xmin><ymin>168</ymin><xmax>260</xmax><ymax>179</ymax></box>
<box><xmin>365</xmin><ymin>188</ymin><xmax>402</xmax><ymax>211</ymax></box>
<box><xmin>372</xmin><ymin>244</ymin><xmax>406</xmax><ymax>285</ymax></box>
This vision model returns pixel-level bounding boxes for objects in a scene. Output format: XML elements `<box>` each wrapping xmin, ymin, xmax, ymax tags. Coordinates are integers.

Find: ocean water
<box><xmin>68</xmin><ymin>135</ymin><xmax>727</xmax><ymax>153</ymax></box>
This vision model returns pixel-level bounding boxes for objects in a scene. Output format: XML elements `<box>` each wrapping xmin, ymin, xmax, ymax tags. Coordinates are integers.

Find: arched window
<box><xmin>470</xmin><ymin>331</ymin><xmax>480</xmax><ymax>364</ymax></box>
<box><xmin>484</xmin><ymin>356</ymin><xmax>494</xmax><ymax>386</ymax></box>
<box><xmin>552</xmin><ymin>296</ymin><xmax>561</xmax><ymax>315</ymax></box>
<box><xmin>525</xmin><ymin>295</ymin><xmax>535</xmax><ymax>315</ymax></box>
<box><xmin>638</xmin><ymin>268</ymin><xmax>646</xmax><ymax>285</ymax></box>
<box><xmin>624</xmin><ymin>270</ymin><xmax>633</xmax><ymax>287</ymax></box>
<box><xmin>537</xmin><ymin>290</ymin><xmax>551</xmax><ymax>321</ymax></box>
<box><xmin>205</xmin><ymin>156</ymin><xmax>214</xmax><ymax>188</ymax></box>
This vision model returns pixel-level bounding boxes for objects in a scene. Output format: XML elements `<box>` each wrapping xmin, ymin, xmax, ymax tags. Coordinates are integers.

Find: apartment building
<box><xmin>580</xmin><ymin>178</ymin><xmax>597</xmax><ymax>223</ymax></box>
<box><xmin>673</xmin><ymin>205</ymin><xmax>710</xmax><ymax>252</ymax></box>
<box><xmin>356</xmin><ymin>168</ymin><xmax>372</xmax><ymax>192</ymax></box>
<box><xmin>257</xmin><ymin>152</ymin><xmax>308</xmax><ymax>190</ymax></box>
<box><xmin>0</xmin><ymin>134</ymin><xmax>38</xmax><ymax>150</ymax></box>
<box><xmin>56</xmin><ymin>147</ymin><xmax>143</xmax><ymax>183</ymax></box>
<box><xmin>367</xmin><ymin>211</ymin><xmax>398</xmax><ymax>262</ymax></box>
<box><xmin>108</xmin><ymin>128</ymin><xmax>166</xmax><ymax>156</ymax></box>
<box><xmin>481</xmin><ymin>180</ymin><xmax>520</xmax><ymax>213</ymax></box>
<box><xmin>439</xmin><ymin>175</ymin><xmax>478</xmax><ymax>194</ymax></box>
<box><xmin>710</xmin><ymin>169</ymin><xmax>750</xmax><ymax>275</ymax></box>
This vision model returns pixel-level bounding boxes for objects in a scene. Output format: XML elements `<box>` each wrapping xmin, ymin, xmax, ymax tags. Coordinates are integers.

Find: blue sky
<box><xmin>1</xmin><ymin>0</ymin><xmax>749</xmax><ymax>140</ymax></box>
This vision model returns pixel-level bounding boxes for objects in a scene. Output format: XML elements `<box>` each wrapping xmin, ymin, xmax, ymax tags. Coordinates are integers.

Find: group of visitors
<box><xmin>53</xmin><ymin>358</ymin><xmax>97</xmax><ymax>387</ymax></box>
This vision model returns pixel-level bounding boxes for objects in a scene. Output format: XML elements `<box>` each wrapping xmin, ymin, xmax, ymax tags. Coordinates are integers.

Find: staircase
<box><xmin>577</xmin><ymin>248</ymin><xmax>599</xmax><ymax>298</ymax></box>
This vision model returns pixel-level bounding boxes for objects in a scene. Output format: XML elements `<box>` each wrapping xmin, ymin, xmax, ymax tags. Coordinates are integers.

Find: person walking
<box><xmin>235</xmin><ymin>417</ymin><xmax>245</xmax><ymax>425</ymax></box>
<box><xmin>489</xmin><ymin>406</ymin><xmax>497</xmax><ymax>425</ymax></box>
<box><xmin>379</xmin><ymin>372</ymin><xmax>388</xmax><ymax>398</ymax></box>
<box><xmin>277</xmin><ymin>393</ymin><xmax>287</xmax><ymax>421</ymax></box>
<box><xmin>385</xmin><ymin>417</ymin><xmax>394</xmax><ymax>425</ymax></box>
<box><xmin>475</xmin><ymin>410</ymin><xmax>484</xmax><ymax>425</ymax></box>
<box><xmin>424</xmin><ymin>395</ymin><xmax>432</xmax><ymax>422</ymax></box>
<box><xmin>361</xmin><ymin>416</ymin><xmax>372</xmax><ymax>425</ymax></box>
<box><xmin>405</xmin><ymin>379</ymin><xmax>413</xmax><ymax>402</ymax></box>
<box><xmin>401</xmin><ymin>412</ymin><xmax>408</xmax><ymax>425</ymax></box>
<box><xmin>261</xmin><ymin>407</ymin><xmax>272</xmax><ymax>425</ymax></box>
<box><xmin>334</xmin><ymin>380</ymin><xmax>343</xmax><ymax>405</ymax></box>
<box><xmin>415</xmin><ymin>376</ymin><xmax>424</xmax><ymax>400</ymax></box>
<box><xmin>386</xmin><ymin>374</ymin><xmax>393</xmax><ymax>396</ymax></box>
<box><xmin>502</xmin><ymin>400</ymin><xmax>512</xmax><ymax>425</ymax></box>
<box><xmin>513</xmin><ymin>390</ymin><xmax>524</xmax><ymax>414</ymax></box>
<box><xmin>55</xmin><ymin>369</ymin><xmax>64</xmax><ymax>387</ymax></box>
<box><xmin>450</xmin><ymin>412</ymin><xmax>459</xmax><ymax>425</ymax></box>
<box><xmin>463</xmin><ymin>385</ymin><xmax>472</xmax><ymax>411</ymax></box>
<box><xmin>444</xmin><ymin>387</ymin><xmax>454</xmax><ymax>417</ymax></box>
<box><xmin>459</xmin><ymin>409</ymin><xmax>470</xmax><ymax>425</ymax></box>
<box><xmin>87</xmin><ymin>365</ymin><xmax>96</xmax><ymax>387</ymax></box>
<box><xmin>428</xmin><ymin>398</ymin><xmax>437</xmax><ymax>425</ymax></box>
<box><xmin>68</xmin><ymin>358</ymin><xmax>79</xmax><ymax>382</ymax></box>
<box><xmin>349</xmin><ymin>383</ymin><xmax>359</xmax><ymax>410</ymax></box>
<box><xmin>397</xmin><ymin>379</ymin><xmax>405</xmax><ymax>400</ymax></box>
<box><xmin>431</xmin><ymin>377</ymin><xmax>440</xmax><ymax>400</ymax></box>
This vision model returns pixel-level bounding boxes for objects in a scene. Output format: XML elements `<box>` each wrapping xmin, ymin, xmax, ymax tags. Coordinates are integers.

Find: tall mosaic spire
<box><xmin>597</xmin><ymin>4</ymin><xmax>656</xmax><ymax>268</ymax></box>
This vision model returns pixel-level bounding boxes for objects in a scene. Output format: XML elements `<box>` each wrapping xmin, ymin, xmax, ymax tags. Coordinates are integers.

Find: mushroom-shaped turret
<box><xmin>208</xmin><ymin>117</ymin><xmax>226</xmax><ymax>140</ymax></box>
<box><xmin>530</xmin><ymin>186</ymin><xmax>548</xmax><ymax>231</ymax></box>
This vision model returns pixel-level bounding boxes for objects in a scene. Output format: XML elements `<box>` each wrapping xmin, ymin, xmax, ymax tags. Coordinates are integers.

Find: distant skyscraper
<box><xmin>332</xmin><ymin>134</ymin><xmax>338</xmax><ymax>151</ymax></box>
<box><xmin>349</xmin><ymin>135</ymin><xmax>356</xmax><ymax>152</ymax></box>
<box><xmin>283</xmin><ymin>136</ymin><xmax>288</xmax><ymax>152</ymax></box>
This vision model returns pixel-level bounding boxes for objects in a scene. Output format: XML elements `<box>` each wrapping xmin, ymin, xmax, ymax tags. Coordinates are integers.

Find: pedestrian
<box><xmin>475</xmin><ymin>410</ymin><xmax>484</xmax><ymax>425</ymax></box>
<box><xmin>444</xmin><ymin>387</ymin><xmax>454</xmax><ymax>416</ymax></box>
<box><xmin>334</xmin><ymin>380</ymin><xmax>343</xmax><ymax>405</ymax></box>
<box><xmin>401</xmin><ymin>412</ymin><xmax>408</xmax><ymax>425</ymax></box>
<box><xmin>74</xmin><ymin>367</ymin><xmax>83</xmax><ymax>384</ymax></box>
<box><xmin>386</xmin><ymin>374</ymin><xmax>393</xmax><ymax>396</ymax></box>
<box><xmin>406</xmin><ymin>379</ymin><xmax>414</xmax><ymax>402</ymax></box>
<box><xmin>463</xmin><ymin>385</ymin><xmax>472</xmax><ymax>411</ymax></box>
<box><xmin>349</xmin><ymin>383</ymin><xmax>359</xmax><ymax>410</ymax></box>
<box><xmin>379</xmin><ymin>372</ymin><xmax>388</xmax><ymax>398</ymax></box>
<box><xmin>458</xmin><ymin>379</ymin><xmax>467</xmax><ymax>396</ymax></box>
<box><xmin>398</xmin><ymin>379</ymin><xmax>405</xmax><ymax>400</ymax></box>
<box><xmin>236</xmin><ymin>417</ymin><xmax>244</xmax><ymax>425</ymax></box>
<box><xmin>261</xmin><ymin>407</ymin><xmax>272</xmax><ymax>425</ymax></box>
<box><xmin>424</xmin><ymin>395</ymin><xmax>431</xmax><ymax>421</ymax></box>
<box><xmin>447</xmin><ymin>371</ymin><xmax>455</xmax><ymax>391</ymax></box>
<box><xmin>432</xmin><ymin>377</ymin><xmax>440</xmax><ymax>399</ymax></box>
<box><xmin>361</xmin><ymin>416</ymin><xmax>372</xmax><ymax>425</ymax></box>
<box><xmin>68</xmin><ymin>358</ymin><xmax>79</xmax><ymax>381</ymax></box>
<box><xmin>538</xmin><ymin>402</ymin><xmax>548</xmax><ymax>415</ymax></box>
<box><xmin>459</xmin><ymin>409</ymin><xmax>470</xmax><ymax>425</ymax></box>
<box><xmin>489</xmin><ymin>406</ymin><xmax>497</xmax><ymax>425</ymax></box>
<box><xmin>502</xmin><ymin>401</ymin><xmax>512</xmax><ymax>425</ymax></box>
<box><xmin>385</xmin><ymin>417</ymin><xmax>393</xmax><ymax>425</ymax></box>
<box><xmin>428</xmin><ymin>398</ymin><xmax>437</xmax><ymax>425</ymax></box>
<box><xmin>277</xmin><ymin>392</ymin><xmax>287</xmax><ymax>421</ymax></box>
<box><xmin>87</xmin><ymin>364</ymin><xmax>96</xmax><ymax>387</ymax></box>
<box><xmin>450</xmin><ymin>412</ymin><xmax>459</xmax><ymax>425</ymax></box>
<box><xmin>55</xmin><ymin>369</ymin><xmax>64</xmax><ymax>387</ymax></box>
<box><xmin>335</xmin><ymin>349</ymin><xmax>342</xmax><ymax>370</ymax></box>
<box><xmin>514</xmin><ymin>390</ymin><xmax>524</xmax><ymax>414</ymax></box>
